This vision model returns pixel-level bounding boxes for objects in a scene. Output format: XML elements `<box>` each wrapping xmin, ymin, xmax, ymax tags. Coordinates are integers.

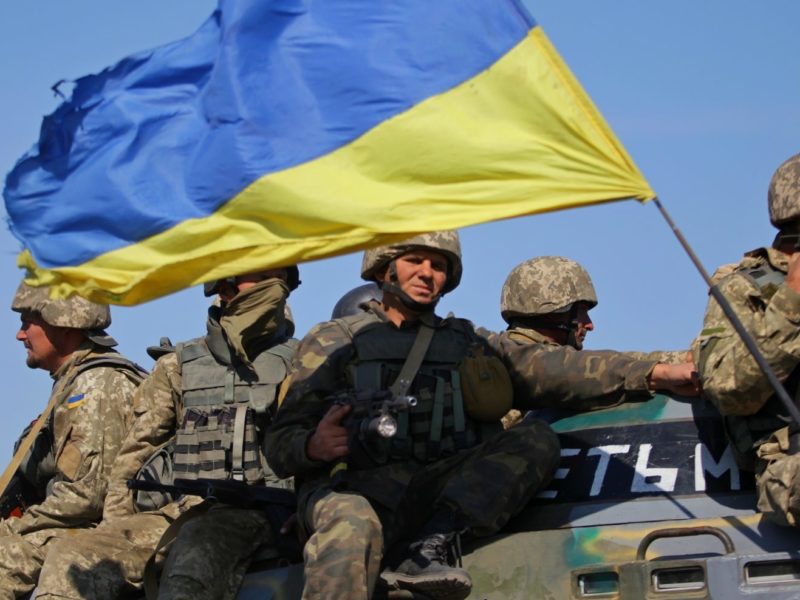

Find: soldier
<box><xmin>693</xmin><ymin>152</ymin><xmax>800</xmax><ymax>527</ymax></box>
<box><xmin>35</xmin><ymin>267</ymin><xmax>300</xmax><ymax>600</ymax></box>
<box><xmin>0</xmin><ymin>282</ymin><xmax>144</xmax><ymax>599</ymax></box>
<box><xmin>266</xmin><ymin>232</ymin><xmax>699</xmax><ymax>600</ymax></box>
<box><xmin>499</xmin><ymin>256</ymin><xmax>690</xmax><ymax>427</ymax></box>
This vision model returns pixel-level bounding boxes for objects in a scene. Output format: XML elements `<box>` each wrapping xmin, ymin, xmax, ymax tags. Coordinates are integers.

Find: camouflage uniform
<box><xmin>36</xmin><ymin>278</ymin><xmax>296</xmax><ymax>600</ymax></box>
<box><xmin>694</xmin><ymin>153</ymin><xmax>800</xmax><ymax>527</ymax></box>
<box><xmin>1</xmin><ymin>285</ymin><xmax>141</xmax><ymax>599</ymax></box>
<box><xmin>495</xmin><ymin>256</ymin><xmax>685</xmax><ymax>427</ymax></box>
<box><xmin>267</xmin><ymin>300</ymin><xmax>657</xmax><ymax>599</ymax></box>
<box><xmin>693</xmin><ymin>248</ymin><xmax>800</xmax><ymax>525</ymax></box>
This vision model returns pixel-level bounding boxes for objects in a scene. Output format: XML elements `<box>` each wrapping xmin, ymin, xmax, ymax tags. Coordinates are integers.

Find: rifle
<box><xmin>329</xmin><ymin>389</ymin><xmax>417</xmax><ymax>441</ymax></box>
<box><xmin>127</xmin><ymin>477</ymin><xmax>296</xmax><ymax>510</ymax></box>
<box><xmin>325</xmin><ymin>390</ymin><xmax>418</xmax><ymax>474</ymax></box>
<box><xmin>127</xmin><ymin>477</ymin><xmax>300</xmax><ymax>560</ymax></box>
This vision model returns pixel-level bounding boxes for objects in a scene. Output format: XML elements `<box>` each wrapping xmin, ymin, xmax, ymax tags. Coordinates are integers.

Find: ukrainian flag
<box><xmin>4</xmin><ymin>0</ymin><xmax>655</xmax><ymax>305</ymax></box>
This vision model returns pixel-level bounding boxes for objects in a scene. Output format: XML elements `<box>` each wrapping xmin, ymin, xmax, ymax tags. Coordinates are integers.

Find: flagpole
<box><xmin>652</xmin><ymin>197</ymin><xmax>800</xmax><ymax>426</ymax></box>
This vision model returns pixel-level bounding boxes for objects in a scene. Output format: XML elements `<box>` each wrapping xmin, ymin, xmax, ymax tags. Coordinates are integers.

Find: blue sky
<box><xmin>0</xmin><ymin>1</ymin><xmax>798</xmax><ymax>458</ymax></box>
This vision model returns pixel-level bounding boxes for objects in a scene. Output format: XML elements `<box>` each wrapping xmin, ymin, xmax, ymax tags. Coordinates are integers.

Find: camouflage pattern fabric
<box><xmin>267</xmin><ymin>301</ymin><xmax>655</xmax><ymax>599</ymax></box>
<box><xmin>768</xmin><ymin>152</ymin><xmax>800</xmax><ymax>226</ymax></box>
<box><xmin>11</xmin><ymin>283</ymin><xmax>110</xmax><ymax>330</ymax></box>
<box><xmin>754</xmin><ymin>426</ymin><xmax>800</xmax><ymax>527</ymax></box>
<box><xmin>692</xmin><ymin>248</ymin><xmax>800</xmax><ymax>417</ymax></box>
<box><xmin>300</xmin><ymin>420</ymin><xmax>559</xmax><ymax>599</ymax></box>
<box><xmin>489</xmin><ymin>327</ymin><xmax>684</xmax><ymax>428</ymax></box>
<box><xmin>0</xmin><ymin>345</ymin><xmax>138</xmax><ymax>598</ymax></box>
<box><xmin>36</xmin><ymin>289</ymin><xmax>294</xmax><ymax>599</ymax></box>
<box><xmin>302</xmin><ymin>490</ymin><xmax>384</xmax><ymax>600</ymax></box>
<box><xmin>159</xmin><ymin>505</ymin><xmax>275</xmax><ymax>600</ymax></box>
<box><xmin>34</xmin><ymin>510</ymin><xmax>177</xmax><ymax>600</ymax></box>
<box><xmin>694</xmin><ymin>248</ymin><xmax>800</xmax><ymax>527</ymax></box>
<box><xmin>500</xmin><ymin>256</ymin><xmax>597</xmax><ymax>320</ymax></box>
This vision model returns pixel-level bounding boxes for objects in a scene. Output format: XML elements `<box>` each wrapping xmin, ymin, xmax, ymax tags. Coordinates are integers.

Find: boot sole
<box><xmin>381</xmin><ymin>571</ymin><xmax>472</xmax><ymax>600</ymax></box>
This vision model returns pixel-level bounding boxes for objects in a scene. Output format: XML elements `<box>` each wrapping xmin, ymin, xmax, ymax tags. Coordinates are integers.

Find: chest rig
<box><xmin>339</xmin><ymin>313</ymin><xmax>497</xmax><ymax>466</ymax></box>
<box><xmin>720</xmin><ymin>259</ymin><xmax>800</xmax><ymax>467</ymax></box>
<box><xmin>173</xmin><ymin>324</ymin><xmax>297</xmax><ymax>484</ymax></box>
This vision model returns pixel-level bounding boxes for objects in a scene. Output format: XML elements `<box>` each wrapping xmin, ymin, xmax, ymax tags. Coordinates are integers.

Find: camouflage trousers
<box><xmin>0</xmin><ymin>523</ymin><xmax>92</xmax><ymax>599</ymax></box>
<box><xmin>34</xmin><ymin>511</ymin><xmax>172</xmax><ymax>599</ymax></box>
<box><xmin>301</xmin><ymin>419</ymin><xmax>560</xmax><ymax>600</ymax></box>
<box><xmin>756</xmin><ymin>426</ymin><xmax>800</xmax><ymax>527</ymax></box>
<box><xmin>34</xmin><ymin>502</ymin><xmax>275</xmax><ymax>600</ymax></box>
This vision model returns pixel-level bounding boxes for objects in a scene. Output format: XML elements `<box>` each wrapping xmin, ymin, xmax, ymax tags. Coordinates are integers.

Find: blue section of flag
<box><xmin>4</xmin><ymin>0</ymin><xmax>534</xmax><ymax>269</ymax></box>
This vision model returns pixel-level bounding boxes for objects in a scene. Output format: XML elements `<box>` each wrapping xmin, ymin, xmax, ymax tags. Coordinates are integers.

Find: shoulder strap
<box><xmin>739</xmin><ymin>261</ymin><xmax>786</xmax><ymax>298</ymax></box>
<box><xmin>177</xmin><ymin>339</ymin><xmax>209</xmax><ymax>365</ymax></box>
<box><xmin>0</xmin><ymin>353</ymin><xmax>143</xmax><ymax>502</ymax></box>
<box><xmin>389</xmin><ymin>324</ymin><xmax>435</xmax><ymax>397</ymax></box>
<box><xmin>265</xmin><ymin>338</ymin><xmax>298</xmax><ymax>369</ymax></box>
<box><xmin>61</xmin><ymin>354</ymin><xmax>147</xmax><ymax>392</ymax></box>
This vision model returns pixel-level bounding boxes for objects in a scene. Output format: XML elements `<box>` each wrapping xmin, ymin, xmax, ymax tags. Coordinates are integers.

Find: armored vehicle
<box><xmin>236</xmin><ymin>392</ymin><xmax>800</xmax><ymax>599</ymax></box>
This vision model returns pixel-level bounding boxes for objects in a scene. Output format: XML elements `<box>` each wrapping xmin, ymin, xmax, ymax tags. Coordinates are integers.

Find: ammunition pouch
<box><xmin>459</xmin><ymin>346</ymin><xmax>513</xmax><ymax>422</ymax></box>
<box><xmin>174</xmin><ymin>405</ymin><xmax>264</xmax><ymax>483</ymax></box>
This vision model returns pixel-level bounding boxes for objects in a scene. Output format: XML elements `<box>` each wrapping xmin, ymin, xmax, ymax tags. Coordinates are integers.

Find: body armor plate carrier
<box><xmin>173</xmin><ymin>330</ymin><xmax>297</xmax><ymax>484</ymax></box>
<box><xmin>336</xmin><ymin>313</ymin><xmax>501</xmax><ymax>468</ymax></box>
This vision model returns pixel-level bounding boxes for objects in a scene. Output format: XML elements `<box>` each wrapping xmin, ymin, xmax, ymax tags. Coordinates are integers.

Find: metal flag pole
<box><xmin>652</xmin><ymin>197</ymin><xmax>800</xmax><ymax>426</ymax></box>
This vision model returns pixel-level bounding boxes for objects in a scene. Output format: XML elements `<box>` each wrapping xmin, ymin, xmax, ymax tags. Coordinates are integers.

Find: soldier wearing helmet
<box><xmin>497</xmin><ymin>256</ymin><xmax>689</xmax><ymax>428</ymax></box>
<box><xmin>267</xmin><ymin>232</ymin><xmax>700</xmax><ymax>600</ymax></box>
<box><xmin>0</xmin><ymin>282</ymin><xmax>145</xmax><ymax>597</ymax></box>
<box><xmin>501</xmin><ymin>256</ymin><xmax>598</xmax><ymax>350</ymax></box>
<box><xmin>694</xmin><ymin>152</ymin><xmax>800</xmax><ymax>528</ymax></box>
<box><xmin>36</xmin><ymin>267</ymin><xmax>300</xmax><ymax>600</ymax></box>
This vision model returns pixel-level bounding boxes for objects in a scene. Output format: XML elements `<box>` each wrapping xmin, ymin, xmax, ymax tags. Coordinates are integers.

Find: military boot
<box><xmin>381</xmin><ymin>531</ymin><xmax>472</xmax><ymax>600</ymax></box>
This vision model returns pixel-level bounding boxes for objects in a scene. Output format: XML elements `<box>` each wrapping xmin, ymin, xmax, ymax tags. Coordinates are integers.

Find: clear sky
<box><xmin>0</xmin><ymin>1</ymin><xmax>798</xmax><ymax>459</ymax></box>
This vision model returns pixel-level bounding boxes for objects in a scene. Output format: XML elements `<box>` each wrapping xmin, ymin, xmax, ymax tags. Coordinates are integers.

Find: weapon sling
<box><xmin>0</xmin><ymin>355</ymin><xmax>144</xmax><ymax>504</ymax></box>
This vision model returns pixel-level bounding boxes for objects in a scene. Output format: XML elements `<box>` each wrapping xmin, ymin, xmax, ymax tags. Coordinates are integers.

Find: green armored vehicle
<box><xmin>236</xmin><ymin>392</ymin><xmax>800</xmax><ymax>599</ymax></box>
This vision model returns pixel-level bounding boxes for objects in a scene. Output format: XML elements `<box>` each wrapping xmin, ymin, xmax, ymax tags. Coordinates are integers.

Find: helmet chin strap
<box><xmin>381</xmin><ymin>260</ymin><xmax>441</xmax><ymax>313</ymax></box>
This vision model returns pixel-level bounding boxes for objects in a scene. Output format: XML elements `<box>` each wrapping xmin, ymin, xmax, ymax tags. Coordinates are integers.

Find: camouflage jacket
<box><xmin>693</xmin><ymin>247</ymin><xmax>800</xmax><ymax>417</ymax></box>
<box><xmin>1</xmin><ymin>344</ymin><xmax>140</xmax><ymax>537</ymax></box>
<box><xmin>266</xmin><ymin>303</ymin><xmax>657</xmax><ymax>504</ymax></box>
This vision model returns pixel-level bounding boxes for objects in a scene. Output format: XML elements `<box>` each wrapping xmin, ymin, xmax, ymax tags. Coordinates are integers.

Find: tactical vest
<box><xmin>173</xmin><ymin>329</ymin><xmax>297</xmax><ymax>485</ymax></box>
<box><xmin>18</xmin><ymin>354</ymin><xmax>147</xmax><ymax>498</ymax></box>
<box><xmin>337</xmin><ymin>312</ymin><xmax>501</xmax><ymax>467</ymax></box>
<box><xmin>720</xmin><ymin>260</ymin><xmax>799</xmax><ymax>469</ymax></box>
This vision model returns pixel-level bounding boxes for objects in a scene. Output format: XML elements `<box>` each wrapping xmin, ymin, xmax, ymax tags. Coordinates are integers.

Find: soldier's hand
<box><xmin>648</xmin><ymin>362</ymin><xmax>702</xmax><ymax>397</ymax></box>
<box><xmin>786</xmin><ymin>251</ymin><xmax>800</xmax><ymax>294</ymax></box>
<box><xmin>306</xmin><ymin>404</ymin><xmax>351</xmax><ymax>462</ymax></box>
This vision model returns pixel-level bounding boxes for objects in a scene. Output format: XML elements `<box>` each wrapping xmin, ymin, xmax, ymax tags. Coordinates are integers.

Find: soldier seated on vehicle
<box><xmin>694</xmin><ymin>152</ymin><xmax>800</xmax><ymax>528</ymax></box>
<box><xmin>34</xmin><ymin>267</ymin><xmax>300</xmax><ymax>600</ymax></box>
<box><xmin>0</xmin><ymin>282</ymin><xmax>144</xmax><ymax>599</ymax></box>
<box><xmin>266</xmin><ymin>231</ymin><xmax>700</xmax><ymax>600</ymax></box>
<box><xmin>497</xmin><ymin>255</ymin><xmax>691</xmax><ymax>427</ymax></box>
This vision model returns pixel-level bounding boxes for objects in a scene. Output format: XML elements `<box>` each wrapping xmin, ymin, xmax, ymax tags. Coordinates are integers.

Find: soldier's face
<box><xmin>572</xmin><ymin>302</ymin><xmax>594</xmax><ymax>349</ymax></box>
<box><xmin>537</xmin><ymin>301</ymin><xmax>594</xmax><ymax>349</ymax></box>
<box><xmin>16</xmin><ymin>312</ymin><xmax>69</xmax><ymax>373</ymax></box>
<box><xmin>387</xmin><ymin>250</ymin><xmax>448</xmax><ymax>304</ymax></box>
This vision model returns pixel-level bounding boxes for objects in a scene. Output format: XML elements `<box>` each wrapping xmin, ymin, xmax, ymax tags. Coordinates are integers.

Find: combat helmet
<box><xmin>203</xmin><ymin>265</ymin><xmax>301</xmax><ymax>297</ymax></box>
<box><xmin>768</xmin><ymin>153</ymin><xmax>800</xmax><ymax>228</ymax></box>
<box><xmin>331</xmin><ymin>283</ymin><xmax>383</xmax><ymax>319</ymax></box>
<box><xmin>360</xmin><ymin>231</ymin><xmax>463</xmax><ymax>294</ymax></box>
<box><xmin>500</xmin><ymin>256</ymin><xmax>597</xmax><ymax>323</ymax></box>
<box><xmin>11</xmin><ymin>282</ymin><xmax>116</xmax><ymax>346</ymax></box>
